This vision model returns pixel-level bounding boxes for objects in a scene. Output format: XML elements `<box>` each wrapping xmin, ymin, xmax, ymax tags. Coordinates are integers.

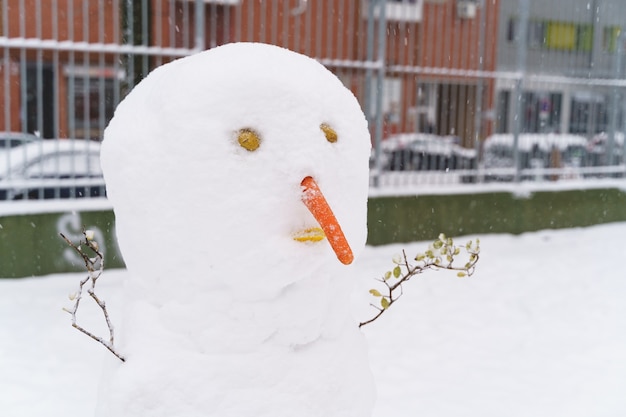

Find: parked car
<box><xmin>482</xmin><ymin>133</ymin><xmax>588</xmax><ymax>181</ymax></box>
<box><xmin>0</xmin><ymin>139</ymin><xmax>105</xmax><ymax>200</ymax></box>
<box><xmin>379</xmin><ymin>133</ymin><xmax>477</xmax><ymax>172</ymax></box>
<box><xmin>0</xmin><ymin>131</ymin><xmax>42</xmax><ymax>150</ymax></box>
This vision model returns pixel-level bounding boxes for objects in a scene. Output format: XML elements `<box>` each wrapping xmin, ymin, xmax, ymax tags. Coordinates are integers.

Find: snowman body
<box><xmin>98</xmin><ymin>43</ymin><xmax>374</xmax><ymax>417</ymax></box>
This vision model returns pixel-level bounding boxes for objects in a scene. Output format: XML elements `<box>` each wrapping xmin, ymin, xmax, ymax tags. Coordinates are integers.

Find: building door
<box><xmin>436</xmin><ymin>83</ymin><xmax>477</xmax><ymax>148</ymax></box>
<box><xmin>26</xmin><ymin>64</ymin><xmax>55</xmax><ymax>138</ymax></box>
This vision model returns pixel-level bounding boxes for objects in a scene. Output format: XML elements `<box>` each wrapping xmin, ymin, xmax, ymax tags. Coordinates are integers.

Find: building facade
<box><xmin>1</xmin><ymin>0</ymin><xmax>500</xmax><ymax>149</ymax></box>
<box><xmin>1</xmin><ymin>0</ymin><xmax>121</xmax><ymax>139</ymax></box>
<box><xmin>495</xmin><ymin>0</ymin><xmax>626</xmax><ymax>137</ymax></box>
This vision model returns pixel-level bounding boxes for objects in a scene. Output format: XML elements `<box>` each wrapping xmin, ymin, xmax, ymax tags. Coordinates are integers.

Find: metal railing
<box><xmin>1</xmin><ymin>0</ymin><xmax>626</xmax><ymax>201</ymax></box>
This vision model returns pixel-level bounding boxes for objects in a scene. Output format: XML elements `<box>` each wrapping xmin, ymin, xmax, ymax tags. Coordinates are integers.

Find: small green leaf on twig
<box><xmin>393</xmin><ymin>265</ymin><xmax>401</xmax><ymax>278</ymax></box>
<box><xmin>369</xmin><ymin>289</ymin><xmax>382</xmax><ymax>297</ymax></box>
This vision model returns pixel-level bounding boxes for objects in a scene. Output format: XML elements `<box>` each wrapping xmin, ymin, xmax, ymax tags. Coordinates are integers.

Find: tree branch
<box><xmin>61</xmin><ymin>229</ymin><xmax>125</xmax><ymax>362</ymax></box>
<box><xmin>359</xmin><ymin>235</ymin><xmax>480</xmax><ymax>328</ymax></box>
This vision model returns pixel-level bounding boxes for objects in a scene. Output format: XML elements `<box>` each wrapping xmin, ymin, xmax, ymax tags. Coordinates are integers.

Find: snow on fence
<box><xmin>2</xmin><ymin>0</ymin><xmax>626</xmax><ymax>201</ymax></box>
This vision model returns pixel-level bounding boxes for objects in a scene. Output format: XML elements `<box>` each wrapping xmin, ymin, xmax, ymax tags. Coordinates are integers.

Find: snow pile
<box><xmin>1</xmin><ymin>224</ymin><xmax>625</xmax><ymax>417</ymax></box>
<box><xmin>99</xmin><ymin>42</ymin><xmax>374</xmax><ymax>416</ymax></box>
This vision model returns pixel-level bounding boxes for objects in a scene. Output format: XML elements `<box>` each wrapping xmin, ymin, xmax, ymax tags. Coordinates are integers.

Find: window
<box><xmin>496</xmin><ymin>91</ymin><xmax>510</xmax><ymax>134</ymax></box>
<box><xmin>69</xmin><ymin>77</ymin><xmax>117</xmax><ymax>140</ymax></box>
<box><xmin>521</xmin><ymin>92</ymin><xmax>562</xmax><ymax>133</ymax></box>
<box><xmin>507</xmin><ymin>17</ymin><xmax>594</xmax><ymax>52</ymax></box>
<box><xmin>575</xmin><ymin>24</ymin><xmax>594</xmax><ymax>52</ymax></box>
<box><xmin>569</xmin><ymin>93</ymin><xmax>611</xmax><ymax>135</ymax></box>
<box><xmin>496</xmin><ymin>91</ymin><xmax>563</xmax><ymax>134</ymax></box>
<box><xmin>545</xmin><ymin>22</ymin><xmax>577</xmax><ymax>50</ymax></box>
<box><xmin>527</xmin><ymin>20</ymin><xmax>546</xmax><ymax>49</ymax></box>
<box><xmin>603</xmin><ymin>26</ymin><xmax>621</xmax><ymax>52</ymax></box>
<box><xmin>368</xmin><ymin>77</ymin><xmax>402</xmax><ymax>120</ymax></box>
<box><xmin>506</xmin><ymin>18</ymin><xmax>545</xmax><ymax>46</ymax></box>
<box><xmin>363</xmin><ymin>0</ymin><xmax>423</xmax><ymax>23</ymax></box>
<box><xmin>176</xmin><ymin>0</ymin><xmax>241</xmax><ymax>4</ymax></box>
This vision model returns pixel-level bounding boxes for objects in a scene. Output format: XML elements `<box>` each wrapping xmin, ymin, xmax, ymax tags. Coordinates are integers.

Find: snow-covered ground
<box><xmin>1</xmin><ymin>222</ymin><xmax>625</xmax><ymax>417</ymax></box>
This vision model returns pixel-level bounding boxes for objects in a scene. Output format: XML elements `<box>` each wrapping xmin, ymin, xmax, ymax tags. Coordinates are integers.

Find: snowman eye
<box><xmin>237</xmin><ymin>128</ymin><xmax>261</xmax><ymax>152</ymax></box>
<box><xmin>320</xmin><ymin>123</ymin><xmax>338</xmax><ymax>143</ymax></box>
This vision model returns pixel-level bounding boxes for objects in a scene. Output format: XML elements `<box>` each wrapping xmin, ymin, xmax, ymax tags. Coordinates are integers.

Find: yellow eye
<box><xmin>320</xmin><ymin>123</ymin><xmax>338</xmax><ymax>143</ymax></box>
<box><xmin>237</xmin><ymin>128</ymin><xmax>261</xmax><ymax>151</ymax></box>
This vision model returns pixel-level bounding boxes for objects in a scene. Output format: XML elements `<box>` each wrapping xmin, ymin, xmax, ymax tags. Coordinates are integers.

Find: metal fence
<box><xmin>1</xmin><ymin>0</ymin><xmax>626</xmax><ymax>200</ymax></box>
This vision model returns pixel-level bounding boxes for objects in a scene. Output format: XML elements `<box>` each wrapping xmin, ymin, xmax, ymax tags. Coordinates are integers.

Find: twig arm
<box><xmin>359</xmin><ymin>235</ymin><xmax>480</xmax><ymax>328</ymax></box>
<box><xmin>61</xmin><ymin>229</ymin><xmax>125</xmax><ymax>362</ymax></box>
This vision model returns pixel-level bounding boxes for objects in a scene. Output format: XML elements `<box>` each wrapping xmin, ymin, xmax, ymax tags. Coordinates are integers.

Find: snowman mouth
<box><xmin>299</xmin><ymin>176</ymin><xmax>354</xmax><ymax>265</ymax></box>
<box><xmin>293</xmin><ymin>227</ymin><xmax>326</xmax><ymax>242</ymax></box>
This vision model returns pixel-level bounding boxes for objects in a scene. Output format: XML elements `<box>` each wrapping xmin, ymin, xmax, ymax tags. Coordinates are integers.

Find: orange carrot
<box><xmin>300</xmin><ymin>176</ymin><xmax>354</xmax><ymax>265</ymax></box>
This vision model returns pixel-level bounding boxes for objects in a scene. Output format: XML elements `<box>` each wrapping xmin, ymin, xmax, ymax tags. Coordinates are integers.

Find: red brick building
<box><xmin>1</xmin><ymin>0</ymin><xmax>499</xmax><ymax>146</ymax></box>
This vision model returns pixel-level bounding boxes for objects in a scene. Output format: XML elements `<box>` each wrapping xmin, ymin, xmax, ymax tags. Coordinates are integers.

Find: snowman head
<box><xmin>102</xmin><ymin>43</ymin><xmax>371</xmax><ymax>288</ymax></box>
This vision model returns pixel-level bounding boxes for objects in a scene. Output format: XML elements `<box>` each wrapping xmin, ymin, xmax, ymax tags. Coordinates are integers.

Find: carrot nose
<box><xmin>300</xmin><ymin>176</ymin><xmax>354</xmax><ymax>265</ymax></box>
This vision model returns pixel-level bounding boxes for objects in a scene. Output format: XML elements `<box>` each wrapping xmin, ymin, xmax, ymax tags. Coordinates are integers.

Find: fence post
<box><xmin>374</xmin><ymin>0</ymin><xmax>387</xmax><ymax>188</ymax></box>
<box><xmin>364</xmin><ymin>1</ymin><xmax>375</xmax><ymax>123</ymax></box>
<box><xmin>365</xmin><ymin>1</ymin><xmax>376</xmax><ymax>185</ymax></box>
<box><xmin>608</xmin><ymin>29</ymin><xmax>624</xmax><ymax>167</ymax></box>
<box><xmin>365</xmin><ymin>0</ymin><xmax>386</xmax><ymax>188</ymax></box>
<box><xmin>194</xmin><ymin>0</ymin><xmax>206</xmax><ymax>52</ymax></box>
<box><xmin>473</xmin><ymin>0</ymin><xmax>488</xmax><ymax>183</ymax></box>
<box><xmin>622</xmin><ymin>32</ymin><xmax>626</xmax><ymax>174</ymax></box>
<box><xmin>511</xmin><ymin>0</ymin><xmax>529</xmax><ymax>183</ymax></box>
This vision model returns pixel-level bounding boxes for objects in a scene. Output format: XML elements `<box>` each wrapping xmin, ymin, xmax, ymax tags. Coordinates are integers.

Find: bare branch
<box><xmin>61</xmin><ymin>229</ymin><xmax>125</xmax><ymax>362</ymax></box>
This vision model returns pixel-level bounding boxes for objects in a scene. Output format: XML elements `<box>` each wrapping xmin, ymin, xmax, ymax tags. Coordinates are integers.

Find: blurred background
<box><xmin>2</xmin><ymin>0</ymin><xmax>626</xmax><ymax>191</ymax></box>
<box><xmin>1</xmin><ymin>0</ymin><xmax>626</xmax><ymax>276</ymax></box>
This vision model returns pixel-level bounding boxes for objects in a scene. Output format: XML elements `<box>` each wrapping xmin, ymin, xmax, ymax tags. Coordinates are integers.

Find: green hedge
<box><xmin>1</xmin><ymin>188</ymin><xmax>625</xmax><ymax>277</ymax></box>
<box><xmin>367</xmin><ymin>188</ymin><xmax>626</xmax><ymax>245</ymax></box>
<box><xmin>0</xmin><ymin>210</ymin><xmax>125</xmax><ymax>278</ymax></box>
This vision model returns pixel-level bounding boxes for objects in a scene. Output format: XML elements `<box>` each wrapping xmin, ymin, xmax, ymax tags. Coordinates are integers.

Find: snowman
<box><xmin>98</xmin><ymin>42</ymin><xmax>374</xmax><ymax>416</ymax></box>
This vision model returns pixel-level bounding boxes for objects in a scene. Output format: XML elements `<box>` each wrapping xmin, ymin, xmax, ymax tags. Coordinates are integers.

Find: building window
<box><xmin>70</xmin><ymin>77</ymin><xmax>117</xmax><ymax>140</ymax></box>
<box><xmin>506</xmin><ymin>18</ymin><xmax>545</xmax><ymax>46</ymax></box>
<box><xmin>368</xmin><ymin>76</ymin><xmax>403</xmax><ymax>137</ymax></box>
<box><xmin>507</xmin><ymin>17</ymin><xmax>594</xmax><ymax>52</ymax></box>
<box><xmin>569</xmin><ymin>92</ymin><xmax>611</xmax><ymax>135</ymax></box>
<box><xmin>177</xmin><ymin>0</ymin><xmax>241</xmax><ymax>4</ymax></box>
<box><xmin>522</xmin><ymin>92</ymin><xmax>562</xmax><ymax>133</ymax></box>
<box><xmin>497</xmin><ymin>91</ymin><xmax>563</xmax><ymax>134</ymax></box>
<box><xmin>603</xmin><ymin>26</ymin><xmax>622</xmax><ymax>52</ymax></box>
<box><xmin>527</xmin><ymin>20</ymin><xmax>546</xmax><ymax>49</ymax></box>
<box><xmin>363</xmin><ymin>0</ymin><xmax>423</xmax><ymax>23</ymax></box>
<box><xmin>63</xmin><ymin>65</ymin><xmax>123</xmax><ymax>140</ymax></box>
<box><xmin>545</xmin><ymin>22</ymin><xmax>577</xmax><ymax>50</ymax></box>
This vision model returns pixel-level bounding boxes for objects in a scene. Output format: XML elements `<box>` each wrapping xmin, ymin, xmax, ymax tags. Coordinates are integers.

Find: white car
<box><xmin>380</xmin><ymin>133</ymin><xmax>477</xmax><ymax>172</ymax></box>
<box><xmin>0</xmin><ymin>131</ymin><xmax>42</xmax><ymax>150</ymax></box>
<box><xmin>0</xmin><ymin>139</ymin><xmax>105</xmax><ymax>200</ymax></box>
<box><xmin>482</xmin><ymin>133</ymin><xmax>588</xmax><ymax>181</ymax></box>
